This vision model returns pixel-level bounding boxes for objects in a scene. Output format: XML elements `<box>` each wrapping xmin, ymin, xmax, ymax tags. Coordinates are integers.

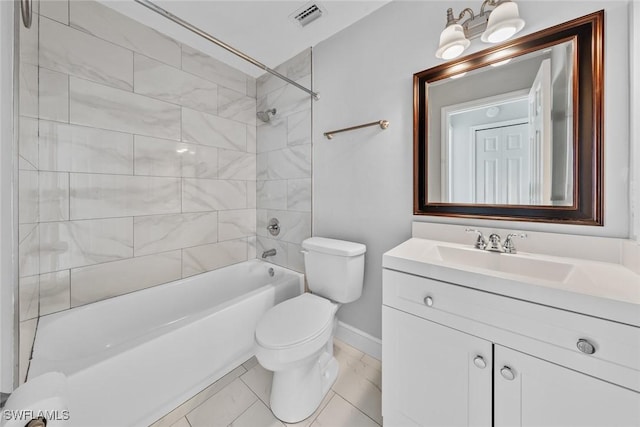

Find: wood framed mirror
<box><xmin>413</xmin><ymin>10</ymin><xmax>603</xmax><ymax>225</ymax></box>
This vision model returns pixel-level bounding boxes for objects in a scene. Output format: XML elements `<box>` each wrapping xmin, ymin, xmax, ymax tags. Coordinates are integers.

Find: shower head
<box><xmin>257</xmin><ymin>108</ymin><xmax>277</xmax><ymax>123</ymax></box>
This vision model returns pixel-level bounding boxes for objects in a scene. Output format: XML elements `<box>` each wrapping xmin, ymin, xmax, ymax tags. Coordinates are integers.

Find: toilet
<box><xmin>255</xmin><ymin>237</ymin><xmax>366</xmax><ymax>423</ymax></box>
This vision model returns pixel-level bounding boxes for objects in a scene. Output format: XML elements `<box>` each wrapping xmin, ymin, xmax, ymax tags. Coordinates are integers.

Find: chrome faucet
<box><xmin>503</xmin><ymin>233</ymin><xmax>527</xmax><ymax>254</ymax></box>
<box><xmin>465</xmin><ymin>228</ymin><xmax>487</xmax><ymax>250</ymax></box>
<box><xmin>262</xmin><ymin>248</ymin><xmax>277</xmax><ymax>259</ymax></box>
<box><xmin>466</xmin><ymin>229</ymin><xmax>527</xmax><ymax>254</ymax></box>
<box><xmin>487</xmin><ymin>234</ymin><xmax>503</xmax><ymax>252</ymax></box>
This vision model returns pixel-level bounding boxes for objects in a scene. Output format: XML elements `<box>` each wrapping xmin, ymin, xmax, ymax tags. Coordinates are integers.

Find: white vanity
<box><xmin>382</xmin><ymin>225</ymin><xmax>640</xmax><ymax>426</ymax></box>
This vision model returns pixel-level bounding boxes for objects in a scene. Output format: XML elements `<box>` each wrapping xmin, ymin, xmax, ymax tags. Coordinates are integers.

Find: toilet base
<box><xmin>269</xmin><ymin>351</ymin><xmax>339</xmax><ymax>423</ymax></box>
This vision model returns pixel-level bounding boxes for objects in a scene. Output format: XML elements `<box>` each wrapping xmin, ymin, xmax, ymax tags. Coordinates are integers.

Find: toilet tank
<box><xmin>302</xmin><ymin>237</ymin><xmax>366</xmax><ymax>303</ymax></box>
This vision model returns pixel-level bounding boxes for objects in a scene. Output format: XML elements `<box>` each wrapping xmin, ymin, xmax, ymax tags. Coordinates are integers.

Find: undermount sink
<box><xmin>425</xmin><ymin>244</ymin><xmax>574</xmax><ymax>283</ymax></box>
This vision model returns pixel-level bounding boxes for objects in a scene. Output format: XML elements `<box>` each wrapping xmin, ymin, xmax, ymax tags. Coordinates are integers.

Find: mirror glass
<box><xmin>427</xmin><ymin>40</ymin><xmax>574</xmax><ymax>206</ymax></box>
<box><xmin>413</xmin><ymin>11</ymin><xmax>603</xmax><ymax>225</ymax></box>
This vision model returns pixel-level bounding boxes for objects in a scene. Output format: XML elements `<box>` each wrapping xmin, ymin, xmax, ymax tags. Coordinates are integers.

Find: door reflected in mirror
<box><xmin>429</xmin><ymin>40</ymin><xmax>574</xmax><ymax>206</ymax></box>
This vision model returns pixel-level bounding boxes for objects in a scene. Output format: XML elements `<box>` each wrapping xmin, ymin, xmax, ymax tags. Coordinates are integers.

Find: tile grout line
<box><xmin>62</xmin><ymin>169</ymin><xmax>252</xmax><ymax>180</ymax></box>
<box><xmin>40</xmin><ymin>237</ymin><xmax>243</xmax><ymax>279</ymax></box>
<box><xmin>36</xmin><ymin>209</ymin><xmax>227</xmax><ymax>225</ymax></box>
<box><xmin>65</xmin><ymin>69</ymin><xmax>254</xmax><ymax>129</ymax></box>
<box><xmin>177</xmin><ymin>366</ymin><xmax>250</xmax><ymax>426</ymax></box>
<box><xmin>71</xmin><ymin>61</ymin><xmax>256</xmax><ymax>126</ymax></box>
<box><xmin>66</xmin><ymin>71</ymin><xmax>70</xmax><ymax>124</ymax></box>
<box><xmin>67</xmin><ymin>172</ymin><xmax>70</xmax><ymax>225</ymax></box>
<box><xmin>225</xmin><ymin>389</ymin><xmax>262</xmax><ymax>427</ymax></box>
<box><xmin>50</xmin><ymin>11</ymin><xmax>225</xmax><ymax>92</ymax></box>
<box><xmin>330</xmin><ymin>388</ymin><xmax>382</xmax><ymax>427</ymax></box>
<box><xmin>299</xmin><ymin>392</ymin><xmax>336</xmax><ymax>427</ymax></box>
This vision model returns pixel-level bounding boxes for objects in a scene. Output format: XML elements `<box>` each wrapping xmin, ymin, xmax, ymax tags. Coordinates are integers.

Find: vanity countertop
<box><xmin>383</xmin><ymin>238</ymin><xmax>640</xmax><ymax>328</ymax></box>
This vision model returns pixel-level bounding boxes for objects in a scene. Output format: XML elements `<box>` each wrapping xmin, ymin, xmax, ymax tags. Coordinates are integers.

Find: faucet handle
<box><xmin>503</xmin><ymin>233</ymin><xmax>527</xmax><ymax>254</ymax></box>
<box><xmin>266</xmin><ymin>218</ymin><xmax>280</xmax><ymax>236</ymax></box>
<box><xmin>465</xmin><ymin>228</ymin><xmax>487</xmax><ymax>250</ymax></box>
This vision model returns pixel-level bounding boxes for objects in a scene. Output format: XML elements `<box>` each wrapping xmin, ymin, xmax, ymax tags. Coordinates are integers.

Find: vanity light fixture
<box><xmin>435</xmin><ymin>0</ymin><xmax>525</xmax><ymax>60</ymax></box>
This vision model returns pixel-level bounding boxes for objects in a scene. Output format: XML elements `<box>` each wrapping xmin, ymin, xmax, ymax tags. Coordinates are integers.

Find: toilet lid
<box><xmin>256</xmin><ymin>293</ymin><xmax>335</xmax><ymax>349</ymax></box>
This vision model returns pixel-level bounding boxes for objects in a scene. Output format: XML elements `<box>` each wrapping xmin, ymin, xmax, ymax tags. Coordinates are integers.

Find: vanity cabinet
<box><xmin>382</xmin><ymin>306</ymin><xmax>492</xmax><ymax>426</ymax></box>
<box><xmin>494</xmin><ymin>345</ymin><xmax>640</xmax><ymax>426</ymax></box>
<box><xmin>382</xmin><ymin>269</ymin><xmax>640</xmax><ymax>427</ymax></box>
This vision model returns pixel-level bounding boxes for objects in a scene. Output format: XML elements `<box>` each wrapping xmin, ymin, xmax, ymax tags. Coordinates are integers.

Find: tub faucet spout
<box><xmin>262</xmin><ymin>249</ymin><xmax>277</xmax><ymax>259</ymax></box>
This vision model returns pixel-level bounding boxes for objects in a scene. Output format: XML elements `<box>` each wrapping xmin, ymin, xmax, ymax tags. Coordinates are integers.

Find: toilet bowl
<box><xmin>255</xmin><ymin>237</ymin><xmax>366</xmax><ymax>423</ymax></box>
<box><xmin>255</xmin><ymin>293</ymin><xmax>339</xmax><ymax>422</ymax></box>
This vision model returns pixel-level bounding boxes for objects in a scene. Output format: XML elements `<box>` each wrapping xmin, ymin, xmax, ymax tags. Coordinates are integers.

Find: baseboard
<box><xmin>335</xmin><ymin>321</ymin><xmax>382</xmax><ymax>360</ymax></box>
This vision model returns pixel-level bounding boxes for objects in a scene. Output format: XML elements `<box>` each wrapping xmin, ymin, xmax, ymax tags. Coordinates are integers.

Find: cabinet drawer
<box><xmin>383</xmin><ymin>269</ymin><xmax>640</xmax><ymax>391</ymax></box>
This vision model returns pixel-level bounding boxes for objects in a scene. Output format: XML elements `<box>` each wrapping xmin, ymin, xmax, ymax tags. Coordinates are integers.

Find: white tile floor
<box><xmin>150</xmin><ymin>339</ymin><xmax>382</xmax><ymax>427</ymax></box>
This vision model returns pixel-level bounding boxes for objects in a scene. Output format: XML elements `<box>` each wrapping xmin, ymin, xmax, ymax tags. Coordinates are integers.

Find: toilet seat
<box><xmin>256</xmin><ymin>293</ymin><xmax>336</xmax><ymax>350</ymax></box>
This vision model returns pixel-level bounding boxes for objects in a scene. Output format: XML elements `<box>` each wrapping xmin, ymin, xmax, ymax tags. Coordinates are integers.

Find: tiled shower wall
<box><xmin>17</xmin><ymin>0</ymin><xmax>258</xmax><ymax>381</ymax></box>
<box><xmin>256</xmin><ymin>50</ymin><xmax>313</xmax><ymax>272</ymax></box>
<box><xmin>18</xmin><ymin>0</ymin><xmax>40</xmax><ymax>385</ymax></box>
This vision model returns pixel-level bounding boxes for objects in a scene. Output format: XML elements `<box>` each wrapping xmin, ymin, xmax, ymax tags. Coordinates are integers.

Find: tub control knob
<box><xmin>423</xmin><ymin>296</ymin><xmax>434</xmax><ymax>307</ymax></box>
<box><xmin>473</xmin><ymin>356</ymin><xmax>486</xmax><ymax>369</ymax></box>
<box><xmin>576</xmin><ymin>339</ymin><xmax>596</xmax><ymax>355</ymax></box>
<box><xmin>267</xmin><ymin>218</ymin><xmax>280</xmax><ymax>236</ymax></box>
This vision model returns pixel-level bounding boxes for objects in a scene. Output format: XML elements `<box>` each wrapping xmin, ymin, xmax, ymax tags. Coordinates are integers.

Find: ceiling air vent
<box><xmin>290</xmin><ymin>2</ymin><xmax>325</xmax><ymax>27</ymax></box>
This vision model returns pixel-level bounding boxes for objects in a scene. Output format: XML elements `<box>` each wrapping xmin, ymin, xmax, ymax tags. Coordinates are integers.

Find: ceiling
<box><xmin>101</xmin><ymin>0</ymin><xmax>391</xmax><ymax>78</ymax></box>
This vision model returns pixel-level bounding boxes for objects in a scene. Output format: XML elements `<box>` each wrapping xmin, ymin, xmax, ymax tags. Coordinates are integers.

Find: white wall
<box><xmin>0</xmin><ymin>0</ymin><xmax>15</xmax><ymax>393</ymax></box>
<box><xmin>313</xmin><ymin>1</ymin><xmax>631</xmax><ymax>339</ymax></box>
<box><xmin>631</xmin><ymin>0</ymin><xmax>640</xmax><ymax>241</ymax></box>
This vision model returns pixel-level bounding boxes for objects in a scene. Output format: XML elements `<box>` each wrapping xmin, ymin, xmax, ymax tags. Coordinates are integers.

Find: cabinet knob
<box><xmin>423</xmin><ymin>296</ymin><xmax>434</xmax><ymax>307</ymax></box>
<box><xmin>576</xmin><ymin>338</ymin><xmax>596</xmax><ymax>355</ymax></box>
<box><xmin>473</xmin><ymin>356</ymin><xmax>486</xmax><ymax>369</ymax></box>
<box><xmin>500</xmin><ymin>366</ymin><xmax>515</xmax><ymax>381</ymax></box>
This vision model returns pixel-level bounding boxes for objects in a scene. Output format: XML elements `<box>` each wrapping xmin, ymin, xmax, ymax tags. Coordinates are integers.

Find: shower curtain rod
<box><xmin>133</xmin><ymin>0</ymin><xmax>320</xmax><ymax>100</ymax></box>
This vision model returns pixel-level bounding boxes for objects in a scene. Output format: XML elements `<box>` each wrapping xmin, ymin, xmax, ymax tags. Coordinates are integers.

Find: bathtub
<box><xmin>28</xmin><ymin>259</ymin><xmax>304</xmax><ymax>427</ymax></box>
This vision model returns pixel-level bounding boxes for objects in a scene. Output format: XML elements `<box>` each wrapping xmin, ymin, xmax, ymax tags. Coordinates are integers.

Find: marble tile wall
<box><xmin>17</xmin><ymin>0</ymin><xmax>260</xmax><ymax>381</ymax></box>
<box><xmin>256</xmin><ymin>50</ymin><xmax>313</xmax><ymax>273</ymax></box>
<box><xmin>17</xmin><ymin>0</ymin><xmax>40</xmax><ymax>385</ymax></box>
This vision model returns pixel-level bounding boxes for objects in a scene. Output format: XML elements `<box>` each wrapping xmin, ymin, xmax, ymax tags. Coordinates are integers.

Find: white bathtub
<box><xmin>29</xmin><ymin>260</ymin><xmax>304</xmax><ymax>427</ymax></box>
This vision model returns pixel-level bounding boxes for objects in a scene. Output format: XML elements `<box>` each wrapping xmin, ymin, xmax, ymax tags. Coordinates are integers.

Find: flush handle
<box><xmin>576</xmin><ymin>338</ymin><xmax>596</xmax><ymax>355</ymax></box>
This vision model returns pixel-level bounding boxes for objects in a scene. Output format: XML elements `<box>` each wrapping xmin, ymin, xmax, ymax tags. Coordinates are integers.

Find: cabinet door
<box><xmin>495</xmin><ymin>345</ymin><xmax>640</xmax><ymax>427</ymax></box>
<box><xmin>382</xmin><ymin>306</ymin><xmax>492</xmax><ymax>426</ymax></box>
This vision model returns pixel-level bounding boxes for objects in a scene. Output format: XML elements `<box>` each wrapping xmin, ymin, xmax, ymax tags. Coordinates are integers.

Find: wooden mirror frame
<box><xmin>413</xmin><ymin>11</ymin><xmax>604</xmax><ymax>225</ymax></box>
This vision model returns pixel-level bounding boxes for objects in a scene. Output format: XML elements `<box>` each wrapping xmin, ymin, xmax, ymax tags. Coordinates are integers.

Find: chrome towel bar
<box><xmin>324</xmin><ymin>120</ymin><xmax>389</xmax><ymax>139</ymax></box>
